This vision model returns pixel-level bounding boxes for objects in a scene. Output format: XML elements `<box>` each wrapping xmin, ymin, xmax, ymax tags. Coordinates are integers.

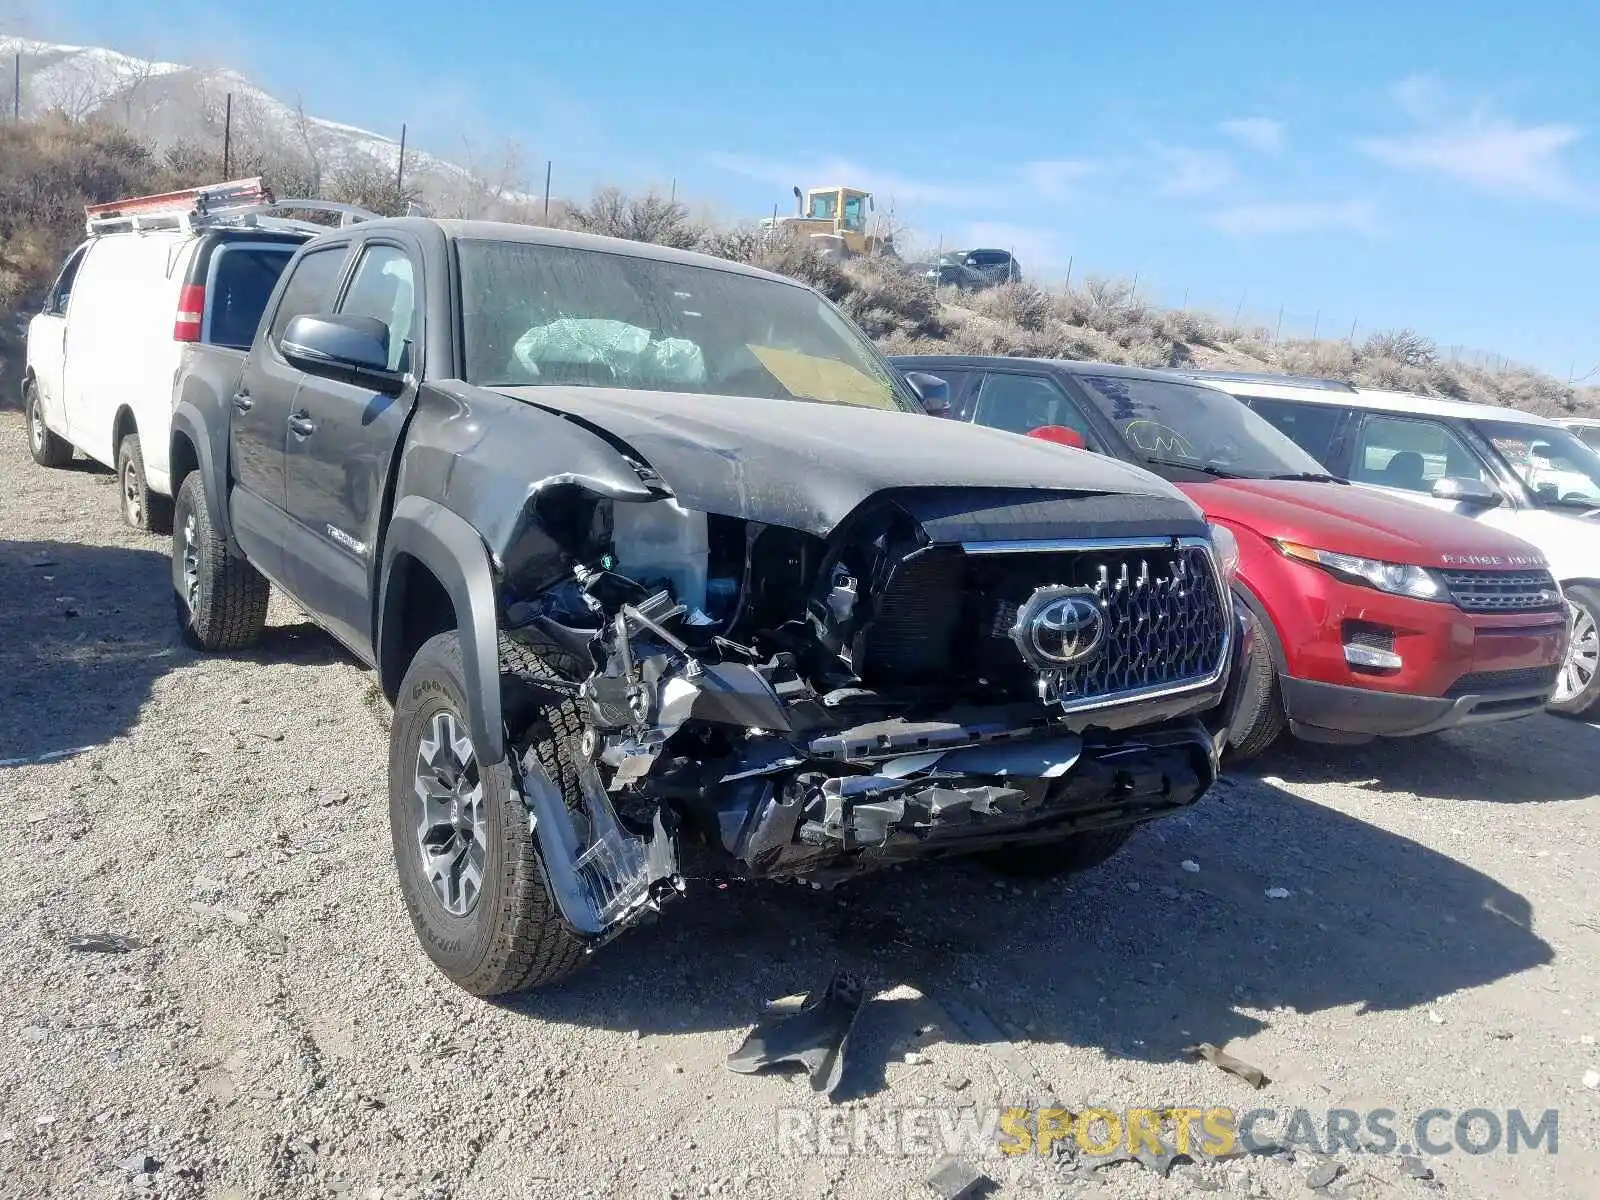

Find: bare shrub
<box><xmin>966</xmin><ymin>281</ymin><xmax>1052</xmax><ymax>332</ymax></box>
<box><xmin>1276</xmin><ymin>339</ymin><xmax>1357</xmax><ymax>380</ymax></box>
<box><xmin>1361</xmin><ymin>328</ymin><xmax>1437</xmax><ymax>369</ymax></box>
<box><xmin>840</xmin><ymin>257</ymin><xmax>944</xmax><ymax>340</ymax></box>
<box><xmin>325</xmin><ymin>162</ymin><xmax>420</xmax><ymax>218</ymax></box>
<box><xmin>564</xmin><ymin>187</ymin><xmax>701</xmax><ymax>249</ymax></box>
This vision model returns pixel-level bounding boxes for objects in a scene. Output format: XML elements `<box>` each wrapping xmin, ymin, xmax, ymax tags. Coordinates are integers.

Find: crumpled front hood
<box><xmin>1180</xmin><ymin>479</ymin><xmax>1551</xmax><ymax>568</ymax></box>
<box><xmin>496</xmin><ymin>385</ymin><xmax>1191</xmax><ymax>537</ymax></box>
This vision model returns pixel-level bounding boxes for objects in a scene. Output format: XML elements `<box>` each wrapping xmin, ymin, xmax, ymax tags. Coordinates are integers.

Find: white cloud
<box><xmin>706</xmin><ymin>152</ymin><xmax>983</xmax><ymax>207</ymax></box>
<box><xmin>1208</xmin><ymin>199</ymin><xmax>1380</xmax><ymax>236</ymax></box>
<box><xmin>1155</xmin><ymin>147</ymin><xmax>1236</xmax><ymax>197</ymax></box>
<box><xmin>1218</xmin><ymin>117</ymin><xmax>1286</xmax><ymax>153</ymax></box>
<box><xmin>1357</xmin><ymin>78</ymin><xmax>1586</xmax><ymax>201</ymax></box>
<box><xmin>1022</xmin><ymin>158</ymin><xmax>1100</xmax><ymax>200</ymax></box>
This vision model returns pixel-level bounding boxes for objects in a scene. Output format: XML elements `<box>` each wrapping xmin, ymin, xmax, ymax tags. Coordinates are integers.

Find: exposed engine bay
<box><xmin>492</xmin><ymin>478</ymin><xmax>1248</xmax><ymax>945</ymax></box>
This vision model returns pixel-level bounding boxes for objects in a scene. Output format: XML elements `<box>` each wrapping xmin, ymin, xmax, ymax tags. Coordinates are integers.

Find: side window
<box><xmin>268</xmin><ymin>245</ymin><xmax>349</xmax><ymax>347</ymax></box>
<box><xmin>971</xmin><ymin>372</ymin><xmax>1099</xmax><ymax>448</ymax></box>
<box><xmin>842</xmin><ymin>195</ymin><xmax>866</xmax><ymax>231</ymax></box>
<box><xmin>1248</xmin><ymin>397</ymin><xmax>1346</xmax><ymax>466</ymax></box>
<box><xmin>1351</xmin><ymin>414</ymin><xmax>1488</xmax><ymax>493</ymax></box>
<box><xmin>1577</xmin><ymin>427</ymin><xmax>1600</xmax><ymax>454</ymax></box>
<box><xmin>908</xmin><ymin>367</ymin><xmax>974</xmax><ymax>416</ymax></box>
<box><xmin>46</xmin><ymin>245</ymin><xmax>89</xmax><ymax>316</ymax></box>
<box><xmin>209</xmin><ymin>246</ymin><xmax>296</xmax><ymax>349</ymax></box>
<box><xmin>337</xmin><ymin>244</ymin><xmax>417</xmax><ymax>373</ymax></box>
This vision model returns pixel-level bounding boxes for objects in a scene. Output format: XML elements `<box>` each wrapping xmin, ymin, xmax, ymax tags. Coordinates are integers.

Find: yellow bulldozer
<box><xmin>761</xmin><ymin>185</ymin><xmax>898</xmax><ymax>260</ymax></box>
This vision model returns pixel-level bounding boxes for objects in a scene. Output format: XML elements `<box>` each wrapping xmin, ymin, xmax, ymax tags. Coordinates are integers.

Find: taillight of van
<box><xmin>174</xmin><ymin>284</ymin><xmax>205</xmax><ymax>342</ymax></box>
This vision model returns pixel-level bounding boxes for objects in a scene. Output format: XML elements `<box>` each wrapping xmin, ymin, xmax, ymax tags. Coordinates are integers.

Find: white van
<box><xmin>1181</xmin><ymin>370</ymin><xmax>1600</xmax><ymax>718</ymax></box>
<box><xmin>22</xmin><ymin>179</ymin><xmax>366</xmax><ymax>531</ymax></box>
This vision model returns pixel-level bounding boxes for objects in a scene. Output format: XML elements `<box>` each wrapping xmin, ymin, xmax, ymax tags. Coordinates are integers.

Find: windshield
<box><xmin>1075</xmin><ymin>374</ymin><xmax>1334</xmax><ymax>478</ymax></box>
<box><xmin>1475</xmin><ymin>419</ymin><xmax>1600</xmax><ymax>507</ymax></box>
<box><xmin>456</xmin><ymin>239</ymin><xmax>915</xmax><ymax>411</ymax></box>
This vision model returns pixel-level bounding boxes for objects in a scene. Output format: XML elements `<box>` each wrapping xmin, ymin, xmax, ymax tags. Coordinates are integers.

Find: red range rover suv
<box><xmin>892</xmin><ymin>355</ymin><xmax>1570</xmax><ymax>759</ymax></box>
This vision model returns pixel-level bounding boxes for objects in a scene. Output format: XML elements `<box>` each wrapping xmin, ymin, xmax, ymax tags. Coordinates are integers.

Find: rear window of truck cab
<box><xmin>454</xmin><ymin>239</ymin><xmax>915</xmax><ymax>412</ymax></box>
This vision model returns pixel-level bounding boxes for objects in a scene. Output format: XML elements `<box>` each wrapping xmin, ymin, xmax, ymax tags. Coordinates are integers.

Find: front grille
<box><xmin>1442</xmin><ymin>569</ymin><xmax>1563</xmax><ymax>613</ymax></box>
<box><xmin>1443</xmin><ymin>665</ymin><xmax>1560</xmax><ymax>699</ymax></box>
<box><xmin>858</xmin><ymin>540</ymin><xmax>1230</xmax><ymax>708</ymax></box>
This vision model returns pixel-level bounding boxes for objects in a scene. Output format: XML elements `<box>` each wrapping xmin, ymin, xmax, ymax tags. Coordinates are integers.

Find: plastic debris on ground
<box><xmin>66</xmin><ymin>933</ymin><xmax>145</xmax><ymax>954</ymax></box>
<box><xmin>725</xmin><ymin>972</ymin><xmax>865</xmax><ymax>1101</ymax></box>
<box><xmin>1182</xmin><ymin>1041</ymin><xmax>1271</xmax><ymax>1089</ymax></box>
<box><xmin>923</xmin><ymin>1155</ymin><xmax>991</xmax><ymax>1200</ymax></box>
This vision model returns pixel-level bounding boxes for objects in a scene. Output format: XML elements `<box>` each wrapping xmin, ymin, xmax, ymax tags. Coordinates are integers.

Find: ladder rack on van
<box><xmin>84</xmin><ymin>177</ymin><xmax>381</xmax><ymax>236</ymax></box>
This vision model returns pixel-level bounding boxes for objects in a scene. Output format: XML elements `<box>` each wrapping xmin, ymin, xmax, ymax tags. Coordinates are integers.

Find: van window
<box><xmin>269</xmin><ymin>246</ymin><xmax>349</xmax><ymax>346</ymax></box>
<box><xmin>46</xmin><ymin>244</ymin><xmax>90</xmax><ymax>316</ymax></box>
<box><xmin>209</xmin><ymin>246</ymin><xmax>297</xmax><ymax>349</ymax></box>
<box><xmin>338</xmin><ymin>245</ymin><xmax>417</xmax><ymax>373</ymax></box>
<box><xmin>1351</xmin><ymin>415</ymin><xmax>1488</xmax><ymax>493</ymax></box>
<box><xmin>1247</xmin><ymin>397</ymin><xmax>1346</xmax><ymax>466</ymax></box>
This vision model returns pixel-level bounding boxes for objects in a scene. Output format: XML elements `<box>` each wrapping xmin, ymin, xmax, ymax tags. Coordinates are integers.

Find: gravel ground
<box><xmin>1</xmin><ymin>408</ymin><xmax>1597</xmax><ymax>1200</ymax></box>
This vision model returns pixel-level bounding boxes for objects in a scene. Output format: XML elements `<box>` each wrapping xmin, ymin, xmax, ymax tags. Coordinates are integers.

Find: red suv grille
<box><xmin>1440</xmin><ymin>569</ymin><xmax>1562</xmax><ymax>614</ymax></box>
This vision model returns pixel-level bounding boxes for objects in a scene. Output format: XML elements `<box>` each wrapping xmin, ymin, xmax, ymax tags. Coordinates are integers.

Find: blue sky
<box><xmin>28</xmin><ymin>0</ymin><xmax>1600</xmax><ymax>379</ymax></box>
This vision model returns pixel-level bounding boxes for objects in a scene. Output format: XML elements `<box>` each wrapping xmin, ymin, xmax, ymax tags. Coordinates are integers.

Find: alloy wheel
<box><xmin>122</xmin><ymin>458</ymin><xmax>143</xmax><ymax>526</ymax></box>
<box><xmin>179</xmin><ymin>510</ymin><xmax>201</xmax><ymax>612</ymax></box>
<box><xmin>413</xmin><ymin>710</ymin><xmax>488</xmax><ymax>917</ymax></box>
<box><xmin>1555</xmin><ymin>602</ymin><xmax>1599</xmax><ymax>704</ymax></box>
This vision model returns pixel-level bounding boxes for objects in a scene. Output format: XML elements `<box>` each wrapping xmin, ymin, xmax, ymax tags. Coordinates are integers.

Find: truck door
<box><xmin>230</xmin><ymin>242</ymin><xmax>352</xmax><ymax>581</ymax></box>
<box><xmin>26</xmin><ymin>242</ymin><xmax>90</xmax><ymax>432</ymax></box>
<box><xmin>282</xmin><ymin>240</ymin><xmax>421</xmax><ymax>661</ymax></box>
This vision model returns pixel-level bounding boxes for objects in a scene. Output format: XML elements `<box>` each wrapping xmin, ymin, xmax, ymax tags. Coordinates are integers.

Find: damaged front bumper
<box><xmin>508</xmin><ymin>592</ymin><xmax>1254</xmax><ymax>945</ymax></box>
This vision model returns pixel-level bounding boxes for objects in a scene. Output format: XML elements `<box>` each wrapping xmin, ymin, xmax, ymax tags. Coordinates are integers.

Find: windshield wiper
<box><xmin>1266</xmin><ymin>472</ymin><xmax>1347</xmax><ymax>484</ymax></box>
<box><xmin>1141</xmin><ymin>456</ymin><xmax>1240</xmax><ymax>479</ymax></box>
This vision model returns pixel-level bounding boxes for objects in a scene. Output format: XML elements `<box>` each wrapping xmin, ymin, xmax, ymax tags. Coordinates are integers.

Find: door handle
<box><xmin>232</xmin><ymin>391</ymin><xmax>253</xmax><ymax>413</ymax></box>
<box><xmin>287</xmin><ymin>413</ymin><xmax>317</xmax><ymax>438</ymax></box>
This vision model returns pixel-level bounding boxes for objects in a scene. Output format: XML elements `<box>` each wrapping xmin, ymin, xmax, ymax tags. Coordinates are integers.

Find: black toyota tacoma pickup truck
<box><xmin>170</xmin><ymin>218</ymin><xmax>1250</xmax><ymax>994</ymax></box>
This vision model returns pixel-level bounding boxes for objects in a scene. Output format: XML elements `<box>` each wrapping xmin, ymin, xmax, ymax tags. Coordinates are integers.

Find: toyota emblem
<box><xmin>1010</xmin><ymin>586</ymin><xmax>1106</xmax><ymax>667</ymax></box>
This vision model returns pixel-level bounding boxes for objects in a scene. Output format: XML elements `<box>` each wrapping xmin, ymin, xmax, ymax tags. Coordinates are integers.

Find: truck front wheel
<box><xmin>171</xmin><ymin>472</ymin><xmax>269</xmax><ymax>651</ymax></box>
<box><xmin>388</xmin><ymin>631</ymin><xmax>588</xmax><ymax>996</ymax></box>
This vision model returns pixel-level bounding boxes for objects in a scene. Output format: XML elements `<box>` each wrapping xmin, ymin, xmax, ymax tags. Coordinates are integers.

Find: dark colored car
<box><xmin>892</xmin><ymin>355</ymin><xmax>1569</xmax><ymax>759</ymax></box>
<box><xmin>924</xmin><ymin>248</ymin><xmax>1022</xmax><ymax>291</ymax></box>
<box><xmin>169</xmin><ymin>220</ymin><xmax>1249</xmax><ymax>995</ymax></box>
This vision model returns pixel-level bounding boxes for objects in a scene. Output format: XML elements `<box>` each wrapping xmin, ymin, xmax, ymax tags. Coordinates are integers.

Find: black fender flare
<box><xmin>170</xmin><ymin>403</ymin><xmax>232</xmax><ymax>543</ymax></box>
<box><xmin>379</xmin><ymin>496</ymin><xmax>506</xmax><ymax>766</ymax></box>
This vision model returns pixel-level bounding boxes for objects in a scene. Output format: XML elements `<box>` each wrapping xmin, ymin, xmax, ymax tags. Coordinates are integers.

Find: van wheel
<box><xmin>25</xmin><ymin>381</ymin><xmax>73</xmax><ymax>468</ymax></box>
<box><xmin>1549</xmin><ymin>586</ymin><xmax>1600</xmax><ymax>718</ymax></box>
<box><xmin>117</xmin><ymin>434</ymin><xmax>173</xmax><ymax>534</ymax></box>
<box><xmin>1226</xmin><ymin>608</ymin><xmax>1286</xmax><ymax>762</ymax></box>
<box><xmin>172</xmin><ymin>471</ymin><xmax>269</xmax><ymax>651</ymax></box>
<box><xmin>388</xmin><ymin>631</ymin><xmax>589</xmax><ymax>996</ymax></box>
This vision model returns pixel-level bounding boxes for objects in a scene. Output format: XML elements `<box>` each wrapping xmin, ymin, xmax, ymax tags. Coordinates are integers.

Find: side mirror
<box><xmin>1026</xmin><ymin>424</ymin><xmax>1087</xmax><ymax>450</ymax></box>
<box><xmin>281</xmin><ymin>314</ymin><xmax>404</xmax><ymax>392</ymax></box>
<box><xmin>904</xmin><ymin>371</ymin><xmax>951</xmax><ymax>416</ymax></box>
<box><xmin>1432</xmin><ymin>476</ymin><xmax>1502</xmax><ymax>508</ymax></box>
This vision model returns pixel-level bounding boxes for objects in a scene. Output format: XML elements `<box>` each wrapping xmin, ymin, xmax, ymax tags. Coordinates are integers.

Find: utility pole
<box><xmin>1274</xmin><ymin>305</ymin><xmax>1284</xmax><ymax>343</ymax></box>
<box><xmin>396</xmin><ymin>123</ymin><xmax>407</xmax><ymax>194</ymax></box>
<box><xmin>13</xmin><ymin>53</ymin><xmax>20</xmax><ymax>122</ymax></box>
<box><xmin>222</xmin><ymin>92</ymin><xmax>232</xmax><ymax>177</ymax></box>
<box><xmin>1063</xmin><ymin>255</ymin><xmax>1073</xmax><ymax>290</ymax></box>
<box><xmin>669</xmin><ymin>178</ymin><xmax>676</xmax><ymax>205</ymax></box>
<box><xmin>543</xmin><ymin>161</ymin><xmax>552</xmax><ymax>223</ymax></box>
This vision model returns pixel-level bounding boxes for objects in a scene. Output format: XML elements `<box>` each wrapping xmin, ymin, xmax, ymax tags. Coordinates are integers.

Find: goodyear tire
<box><xmin>388</xmin><ymin>631</ymin><xmax>589</xmax><ymax>996</ymax></box>
<box><xmin>171</xmin><ymin>472</ymin><xmax>269</xmax><ymax>652</ymax></box>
